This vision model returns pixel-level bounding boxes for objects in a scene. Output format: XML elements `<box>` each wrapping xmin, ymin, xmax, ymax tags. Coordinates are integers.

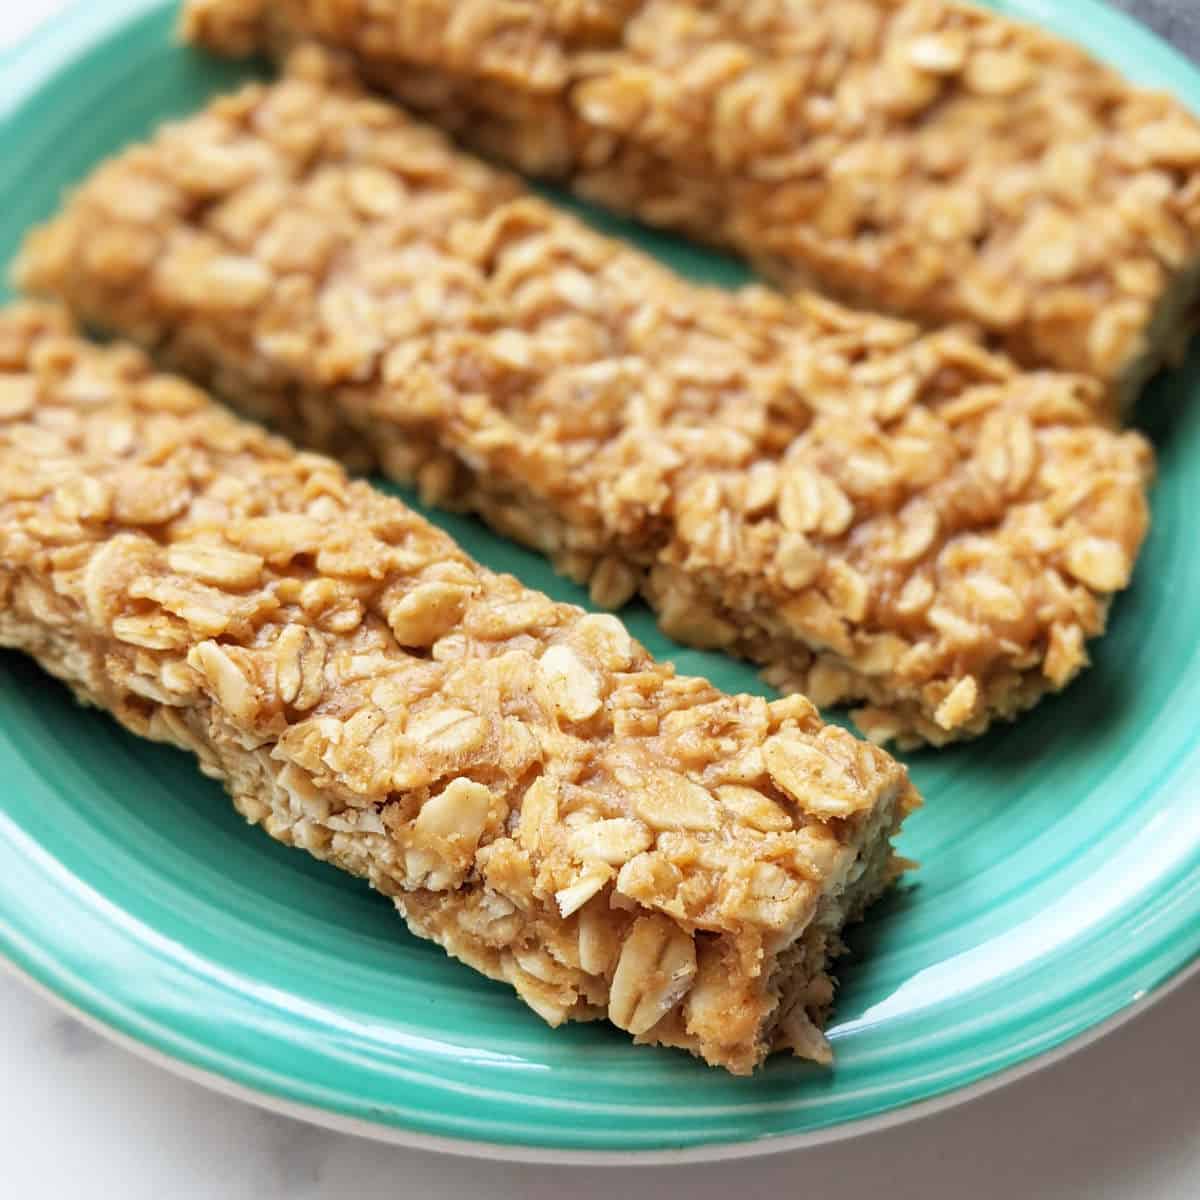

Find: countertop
<box><xmin>2</xmin><ymin>2</ymin><xmax>1198</xmax><ymax>1197</ymax></box>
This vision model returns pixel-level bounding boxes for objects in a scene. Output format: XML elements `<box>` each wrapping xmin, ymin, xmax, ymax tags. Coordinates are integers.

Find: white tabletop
<box><xmin>2</xmin><ymin>3</ymin><xmax>1198</xmax><ymax>1197</ymax></box>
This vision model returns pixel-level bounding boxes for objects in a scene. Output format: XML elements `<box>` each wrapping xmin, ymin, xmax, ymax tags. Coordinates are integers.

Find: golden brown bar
<box><xmin>16</xmin><ymin>51</ymin><xmax>1155</xmax><ymax>747</ymax></box>
<box><xmin>183</xmin><ymin>0</ymin><xmax>1200</xmax><ymax>400</ymax></box>
<box><xmin>0</xmin><ymin>302</ymin><xmax>919</xmax><ymax>1074</ymax></box>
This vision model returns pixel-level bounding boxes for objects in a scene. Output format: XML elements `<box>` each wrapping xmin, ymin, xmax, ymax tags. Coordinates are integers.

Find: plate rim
<box><xmin>1</xmin><ymin>0</ymin><xmax>1200</xmax><ymax>1163</ymax></box>
<box><xmin>4</xmin><ymin>952</ymin><xmax>1198</xmax><ymax>1166</ymax></box>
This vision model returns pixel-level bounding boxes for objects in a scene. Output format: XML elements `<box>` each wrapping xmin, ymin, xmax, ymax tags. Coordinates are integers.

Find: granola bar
<box><xmin>182</xmin><ymin>0</ymin><xmax>1200</xmax><ymax>401</ymax></box>
<box><xmin>15</xmin><ymin>50</ymin><xmax>1155</xmax><ymax>747</ymax></box>
<box><xmin>0</xmin><ymin>302</ymin><xmax>918</xmax><ymax>1074</ymax></box>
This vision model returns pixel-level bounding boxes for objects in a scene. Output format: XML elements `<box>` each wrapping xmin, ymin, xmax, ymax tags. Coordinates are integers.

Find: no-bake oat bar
<box><xmin>16</xmin><ymin>51</ymin><xmax>1155</xmax><ymax>747</ymax></box>
<box><xmin>183</xmin><ymin>0</ymin><xmax>1200</xmax><ymax>400</ymax></box>
<box><xmin>0</xmin><ymin>302</ymin><xmax>918</xmax><ymax>1074</ymax></box>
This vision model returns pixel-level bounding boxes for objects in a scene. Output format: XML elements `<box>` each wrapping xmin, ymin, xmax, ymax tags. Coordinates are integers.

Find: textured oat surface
<box><xmin>16</xmin><ymin>50</ymin><xmax>1155</xmax><ymax>747</ymax></box>
<box><xmin>182</xmin><ymin>0</ymin><xmax>1200</xmax><ymax>398</ymax></box>
<box><xmin>0</xmin><ymin>302</ymin><xmax>917</xmax><ymax>1074</ymax></box>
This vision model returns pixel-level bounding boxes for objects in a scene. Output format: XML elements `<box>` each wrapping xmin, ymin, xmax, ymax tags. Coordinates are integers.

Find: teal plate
<box><xmin>2</xmin><ymin>0</ymin><xmax>1199</xmax><ymax>1162</ymax></box>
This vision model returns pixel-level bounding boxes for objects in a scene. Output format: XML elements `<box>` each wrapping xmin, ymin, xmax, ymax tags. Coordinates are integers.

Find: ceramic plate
<box><xmin>1</xmin><ymin>0</ymin><xmax>1199</xmax><ymax>1162</ymax></box>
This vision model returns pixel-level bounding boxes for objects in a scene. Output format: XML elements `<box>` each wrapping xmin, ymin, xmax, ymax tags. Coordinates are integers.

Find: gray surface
<box><xmin>1113</xmin><ymin>0</ymin><xmax>1200</xmax><ymax>58</ymax></box>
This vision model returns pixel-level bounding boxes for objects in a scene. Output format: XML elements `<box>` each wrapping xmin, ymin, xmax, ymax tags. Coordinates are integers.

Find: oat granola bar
<box><xmin>182</xmin><ymin>0</ymin><xmax>1200</xmax><ymax>400</ymax></box>
<box><xmin>16</xmin><ymin>51</ymin><xmax>1155</xmax><ymax>747</ymax></box>
<box><xmin>0</xmin><ymin>302</ymin><xmax>920</xmax><ymax>1074</ymax></box>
